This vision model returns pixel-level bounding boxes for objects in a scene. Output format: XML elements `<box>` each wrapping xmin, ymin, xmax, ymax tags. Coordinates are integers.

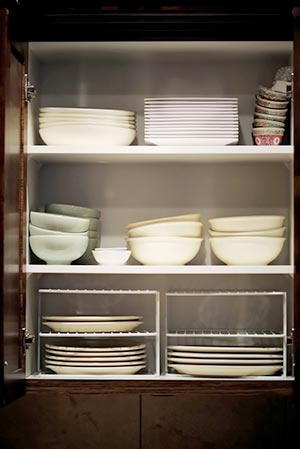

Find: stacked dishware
<box><xmin>44</xmin><ymin>341</ymin><xmax>147</xmax><ymax>375</ymax></box>
<box><xmin>208</xmin><ymin>215</ymin><xmax>286</xmax><ymax>265</ymax></box>
<box><xmin>144</xmin><ymin>97</ymin><xmax>239</xmax><ymax>145</ymax></box>
<box><xmin>92</xmin><ymin>247</ymin><xmax>131</xmax><ymax>265</ymax></box>
<box><xmin>252</xmin><ymin>86</ymin><xmax>290</xmax><ymax>145</ymax></box>
<box><xmin>29</xmin><ymin>203</ymin><xmax>101</xmax><ymax>264</ymax></box>
<box><xmin>43</xmin><ymin>315</ymin><xmax>143</xmax><ymax>333</ymax></box>
<box><xmin>126</xmin><ymin>213</ymin><xmax>203</xmax><ymax>265</ymax></box>
<box><xmin>39</xmin><ymin>107</ymin><xmax>137</xmax><ymax>146</ymax></box>
<box><xmin>168</xmin><ymin>345</ymin><xmax>283</xmax><ymax>377</ymax></box>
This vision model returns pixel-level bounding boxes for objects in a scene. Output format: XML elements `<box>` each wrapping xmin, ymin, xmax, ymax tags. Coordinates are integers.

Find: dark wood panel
<box><xmin>0</xmin><ymin>393</ymin><xmax>140</xmax><ymax>449</ymax></box>
<box><xmin>142</xmin><ymin>394</ymin><xmax>289</xmax><ymax>449</ymax></box>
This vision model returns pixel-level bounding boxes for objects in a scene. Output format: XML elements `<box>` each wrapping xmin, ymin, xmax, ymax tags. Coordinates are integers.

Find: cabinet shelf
<box><xmin>167</xmin><ymin>330</ymin><xmax>284</xmax><ymax>338</ymax></box>
<box><xmin>40</xmin><ymin>331</ymin><xmax>157</xmax><ymax>337</ymax></box>
<box><xmin>27</xmin><ymin>145</ymin><xmax>294</xmax><ymax>164</ymax></box>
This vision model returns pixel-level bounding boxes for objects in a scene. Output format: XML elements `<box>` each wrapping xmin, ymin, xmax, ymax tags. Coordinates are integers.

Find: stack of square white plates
<box><xmin>45</xmin><ymin>341</ymin><xmax>147</xmax><ymax>375</ymax></box>
<box><xmin>168</xmin><ymin>345</ymin><xmax>283</xmax><ymax>377</ymax></box>
<box><xmin>144</xmin><ymin>97</ymin><xmax>239</xmax><ymax>145</ymax></box>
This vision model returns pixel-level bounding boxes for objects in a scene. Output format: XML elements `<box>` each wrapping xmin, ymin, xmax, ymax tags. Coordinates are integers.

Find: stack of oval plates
<box><xmin>168</xmin><ymin>345</ymin><xmax>283</xmax><ymax>377</ymax></box>
<box><xmin>42</xmin><ymin>315</ymin><xmax>143</xmax><ymax>333</ymax></box>
<box><xmin>45</xmin><ymin>341</ymin><xmax>147</xmax><ymax>375</ymax></box>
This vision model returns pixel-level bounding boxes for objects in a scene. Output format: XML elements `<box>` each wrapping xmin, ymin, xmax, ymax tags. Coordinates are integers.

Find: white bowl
<box><xmin>128</xmin><ymin>237</ymin><xmax>202</xmax><ymax>265</ymax></box>
<box><xmin>208</xmin><ymin>227</ymin><xmax>286</xmax><ymax>237</ymax></box>
<box><xmin>29</xmin><ymin>223</ymin><xmax>88</xmax><ymax>237</ymax></box>
<box><xmin>30</xmin><ymin>211</ymin><xmax>90</xmax><ymax>233</ymax></box>
<box><xmin>208</xmin><ymin>215</ymin><xmax>285</xmax><ymax>232</ymax></box>
<box><xmin>40</xmin><ymin>120</ymin><xmax>136</xmax><ymax>130</ymax></box>
<box><xmin>127</xmin><ymin>213</ymin><xmax>201</xmax><ymax>231</ymax></box>
<box><xmin>30</xmin><ymin>235</ymin><xmax>89</xmax><ymax>265</ymax></box>
<box><xmin>92</xmin><ymin>249</ymin><xmax>131</xmax><ymax>265</ymax></box>
<box><xmin>40</xmin><ymin>107</ymin><xmax>136</xmax><ymax>117</ymax></box>
<box><xmin>127</xmin><ymin>221</ymin><xmax>202</xmax><ymax>238</ymax></box>
<box><xmin>46</xmin><ymin>203</ymin><xmax>101</xmax><ymax>219</ymax></box>
<box><xmin>39</xmin><ymin>124</ymin><xmax>136</xmax><ymax>146</ymax></box>
<box><xmin>210</xmin><ymin>237</ymin><xmax>286</xmax><ymax>265</ymax></box>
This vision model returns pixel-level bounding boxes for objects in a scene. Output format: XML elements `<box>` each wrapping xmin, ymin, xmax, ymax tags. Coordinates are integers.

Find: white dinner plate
<box><xmin>145</xmin><ymin>127</ymin><xmax>239</xmax><ymax>132</ymax></box>
<box><xmin>167</xmin><ymin>351</ymin><xmax>283</xmax><ymax>359</ymax></box>
<box><xmin>40</xmin><ymin>107</ymin><xmax>136</xmax><ymax>116</ymax></box>
<box><xmin>46</xmin><ymin>364</ymin><xmax>146</xmax><ymax>375</ymax></box>
<box><xmin>144</xmin><ymin>119</ymin><xmax>239</xmax><ymax>123</ymax></box>
<box><xmin>145</xmin><ymin>137</ymin><xmax>239</xmax><ymax>146</ymax></box>
<box><xmin>45</xmin><ymin>348</ymin><xmax>146</xmax><ymax>357</ymax></box>
<box><xmin>43</xmin><ymin>315</ymin><xmax>142</xmax><ymax>322</ymax></box>
<box><xmin>168</xmin><ymin>357</ymin><xmax>283</xmax><ymax>365</ymax></box>
<box><xmin>46</xmin><ymin>342</ymin><xmax>146</xmax><ymax>352</ymax></box>
<box><xmin>145</xmin><ymin>131</ymin><xmax>239</xmax><ymax>136</ymax></box>
<box><xmin>42</xmin><ymin>320</ymin><xmax>143</xmax><ymax>332</ymax></box>
<box><xmin>45</xmin><ymin>353</ymin><xmax>146</xmax><ymax>362</ymax></box>
<box><xmin>144</xmin><ymin>97</ymin><xmax>238</xmax><ymax>101</ymax></box>
<box><xmin>45</xmin><ymin>358</ymin><xmax>146</xmax><ymax>367</ymax></box>
<box><xmin>168</xmin><ymin>345</ymin><xmax>283</xmax><ymax>353</ymax></box>
<box><xmin>168</xmin><ymin>364</ymin><xmax>283</xmax><ymax>377</ymax></box>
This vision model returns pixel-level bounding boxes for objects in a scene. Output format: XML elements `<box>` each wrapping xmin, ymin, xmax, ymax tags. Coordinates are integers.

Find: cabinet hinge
<box><xmin>24</xmin><ymin>73</ymin><xmax>36</xmax><ymax>103</ymax></box>
<box><xmin>22</xmin><ymin>328</ymin><xmax>35</xmax><ymax>350</ymax></box>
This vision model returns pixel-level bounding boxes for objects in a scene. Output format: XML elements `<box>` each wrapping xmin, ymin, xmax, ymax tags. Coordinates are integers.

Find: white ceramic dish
<box><xmin>168</xmin><ymin>345</ymin><xmax>283</xmax><ymax>353</ymax></box>
<box><xmin>29</xmin><ymin>224</ymin><xmax>89</xmax><ymax>237</ymax></box>
<box><xmin>144</xmin><ymin>97</ymin><xmax>238</xmax><ymax>101</ymax></box>
<box><xmin>128</xmin><ymin>236</ymin><xmax>202</xmax><ymax>265</ymax></box>
<box><xmin>45</xmin><ymin>203</ymin><xmax>101</xmax><ymax>219</ymax></box>
<box><xmin>45</xmin><ymin>342</ymin><xmax>146</xmax><ymax>352</ymax></box>
<box><xmin>39</xmin><ymin>115</ymin><xmax>136</xmax><ymax>124</ymax></box>
<box><xmin>210</xmin><ymin>236</ymin><xmax>285</xmax><ymax>265</ymax></box>
<box><xmin>168</xmin><ymin>364</ymin><xmax>283</xmax><ymax>377</ymax></box>
<box><xmin>45</xmin><ymin>358</ymin><xmax>145</xmax><ymax>367</ymax></box>
<box><xmin>145</xmin><ymin>131</ymin><xmax>239</xmax><ymax>136</ymax></box>
<box><xmin>29</xmin><ymin>235</ymin><xmax>88</xmax><ymax>265</ymax></box>
<box><xmin>92</xmin><ymin>249</ymin><xmax>131</xmax><ymax>265</ymax></box>
<box><xmin>46</xmin><ymin>348</ymin><xmax>146</xmax><ymax>357</ymax></box>
<box><xmin>145</xmin><ymin>137</ymin><xmax>239</xmax><ymax>146</ymax></box>
<box><xmin>43</xmin><ymin>315</ymin><xmax>141</xmax><ymax>322</ymax></box>
<box><xmin>30</xmin><ymin>211</ymin><xmax>90</xmax><ymax>233</ymax></box>
<box><xmin>46</xmin><ymin>364</ymin><xmax>146</xmax><ymax>375</ymax></box>
<box><xmin>40</xmin><ymin>120</ymin><xmax>136</xmax><ymax>130</ymax></box>
<box><xmin>127</xmin><ymin>213</ymin><xmax>201</xmax><ymax>230</ymax></box>
<box><xmin>168</xmin><ymin>357</ymin><xmax>283</xmax><ymax>365</ymax></box>
<box><xmin>167</xmin><ymin>351</ymin><xmax>283</xmax><ymax>359</ymax></box>
<box><xmin>127</xmin><ymin>221</ymin><xmax>202</xmax><ymax>238</ymax></box>
<box><xmin>39</xmin><ymin>124</ymin><xmax>136</xmax><ymax>146</ymax></box>
<box><xmin>208</xmin><ymin>227</ymin><xmax>286</xmax><ymax>237</ymax></box>
<box><xmin>43</xmin><ymin>320</ymin><xmax>143</xmax><ymax>332</ymax></box>
<box><xmin>40</xmin><ymin>107</ymin><xmax>136</xmax><ymax>116</ymax></box>
<box><xmin>45</xmin><ymin>354</ymin><xmax>146</xmax><ymax>362</ymax></box>
<box><xmin>208</xmin><ymin>215</ymin><xmax>285</xmax><ymax>232</ymax></box>
<box><xmin>145</xmin><ymin>105</ymin><xmax>238</xmax><ymax>110</ymax></box>
<box><xmin>145</xmin><ymin>118</ymin><xmax>239</xmax><ymax>123</ymax></box>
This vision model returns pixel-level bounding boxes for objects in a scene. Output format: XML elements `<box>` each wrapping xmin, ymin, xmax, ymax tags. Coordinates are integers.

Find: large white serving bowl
<box><xmin>45</xmin><ymin>203</ymin><xmax>101</xmax><ymax>219</ymax></box>
<box><xmin>127</xmin><ymin>213</ymin><xmax>201</xmax><ymax>231</ymax></box>
<box><xmin>29</xmin><ymin>224</ymin><xmax>88</xmax><ymax>237</ymax></box>
<box><xmin>29</xmin><ymin>235</ymin><xmax>89</xmax><ymax>264</ymax></box>
<box><xmin>40</xmin><ymin>107</ymin><xmax>136</xmax><ymax>117</ymax></box>
<box><xmin>210</xmin><ymin>237</ymin><xmax>286</xmax><ymax>265</ymax></box>
<box><xmin>39</xmin><ymin>115</ymin><xmax>136</xmax><ymax>124</ymax></box>
<box><xmin>208</xmin><ymin>215</ymin><xmax>285</xmax><ymax>232</ymax></box>
<box><xmin>92</xmin><ymin>249</ymin><xmax>131</xmax><ymax>265</ymax></box>
<box><xmin>127</xmin><ymin>221</ymin><xmax>202</xmax><ymax>238</ymax></box>
<box><xmin>39</xmin><ymin>124</ymin><xmax>136</xmax><ymax>146</ymax></box>
<box><xmin>208</xmin><ymin>227</ymin><xmax>286</xmax><ymax>237</ymax></box>
<box><xmin>30</xmin><ymin>211</ymin><xmax>90</xmax><ymax>233</ymax></box>
<box><xmin>128</xmin><ymin>236</ymin><xmax>202</xmax><ymax>265</ymax></box>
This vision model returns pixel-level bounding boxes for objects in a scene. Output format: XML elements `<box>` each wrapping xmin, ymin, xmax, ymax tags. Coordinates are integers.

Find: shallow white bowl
<box><xmin>30</xmin><ymin>211</ymin><xmax>90</xmax><ymax>233</ymax></box>
<box><xmin>210</xmin><ymin>237</ymin><xmax>286</xmax><ymax>265</ymax></box>
<box><xmin>40</xmin><ymin>107</ymin><xmax>136</xmax><ymax>117</ymax></box>
<box><xmin>208</xmin><ymin>215</ymin><xmax>285</xmax><ymax>232</ymax></box>
<box><xmin>208</xmin><ymin>227</ymin><xmax>286</xmax><ymax>237</ymax></box>
<box><xmin>40</xmin><ymin>120</ymin><xmax>136</xmax><ymax>130</ymax></box>
<box><xmin>127</xmin><ymin>213</ymin><xmax>201</xmax><ymax>231</ymax></box>
<box><xmin>127</xmin><ymin>221</ymin><xmax>202</xmax><ymax>238</ymax></box>
<box><xmin>128</xmin><ymin>237</ymin><xmax>202</xmax><ymax>265</ymax></box>
<box><xmin>46</xmin><ymin>203</ymin><xmax>101</xmax><ymax>219</ymax></box>
<box><xmin>29</xmin><ymin>223</ymin><xmax>88</xmax><ymax>237</ymax></box>
<box><xmin>92</xmin><ymin>249</ymin><xmax>131</xmax><ymax>265</ymax></box>
<box><xmin>30</xmin><ymin>235</ymin><xmax>89</xmax><ymax>265</ymax></box>
<box><xmin>39</xmin><ymin>124</ymin><xmax>136</xmax><ymax>146</ymax></box>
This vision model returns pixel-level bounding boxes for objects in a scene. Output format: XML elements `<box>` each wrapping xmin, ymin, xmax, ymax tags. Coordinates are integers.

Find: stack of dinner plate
<box><xmin>144</xmin><ymin>97</ymin><xmax>239</xmax><ymax>145</ymax></box>
<box><xmin>42</xmin><ymin>315</ymin><xmax>143</xmax><ymax>333</ymax></box>
<box><xmin>39</xmin><ymin>107</ymin><xmax>137</xmax><ymax>146</ymax></box>
<box><xmin>44</xmin><ymin>340</ymin><xmax>147</xmax><ymax>375</ymax></box>
<box><xmin>168</xmin><ymin>345</ymin><xmax>283</xmax><ymax>377</ymax></box>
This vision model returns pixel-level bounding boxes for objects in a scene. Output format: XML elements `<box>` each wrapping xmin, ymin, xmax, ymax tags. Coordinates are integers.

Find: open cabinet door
<box><xmin>0</xmin><ymin>8</ymin><xmax>26</xmax><ymax>406</ymax></box>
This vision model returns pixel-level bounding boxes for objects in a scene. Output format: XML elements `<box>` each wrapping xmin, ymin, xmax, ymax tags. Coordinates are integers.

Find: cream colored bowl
<box><xmin>210</xmin><ymin>236</ymin><xmax>286</xmax><ymax>265</ymax></box>
<box><xmin>128</xmin><ymin>236</ymin><xmax>202</xmax><ymax>265</ymax></box>
<box><xmin>30</xmin><ymin>235</ymin><xmax>89</xmax><ymax>265</ymax></box>
<box><xmin>45</xmin><ymin>203</ymin><xmax>101</xmax><ymax>219</ymax></box>
<box><xmin>29</xmin><ymin>223</ymin><xmax>88</xmax><ymax>237</ymax></box>
<box><xmin>30</xmin><ymin>211</ymin><xmax>90</xmax><ymax>233</ymax></box>
<box><xmin>127</xmin><ymin>221</ymin><xmax>202</xmax><ymax>238</ymax></box>
<box><xmin>208</xmin><ymin>215</ymin><xmax>285</xmax><ymax>232</ymax></box>
<box><xmin>127</xmin><ymin>213</ymin><xmax>201</xmax><ymax>231</ymax></box>
<box><xmin>208</xmin><ymin>227</ymin><xmax>286</xmax><ymax>237</ymax></box>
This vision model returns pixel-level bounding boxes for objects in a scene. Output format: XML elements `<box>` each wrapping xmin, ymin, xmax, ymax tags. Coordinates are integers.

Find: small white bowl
<box><xmin>46</xmin><ymin>203</ymin><xmax>101</xmax><ymax>219</ymax></box>
<box><xmin>128</xmin><ymin>236</ymin><xmax>202</xmax><ymax>265</ymax></box>
<box><xmin>29</xmin><ymin>224</ymin><xmax>89</xmax><ymax>236</ymax></box>
<box><xmin>30</xmin><ymin>211</ymin><xmax>90</xmax><ymax>233</ymax></box>
<box><xmin>210</xmin><ymin>236</ymin><xmax>286</xmax><ymax>265</ymax></box>
<box><xmin>127</xmin><ymin>221</ymin><xmax>202</xmax><ymax>238</ymax></box>
<box><xmin>92</xmin><ymin>249</ymin><xmax>131</xmax><ymax>265</ymax></box>
<box><xmin>127</xmin><ymin>213</ymin><xmax>201</xmax><ymax>231</ymax></box>
<box><xmin>208</xmin><ymin>215</ymin><xmax>285</xmax><ymax>232</ymax></box>
<box><xmin>30</xmin><ymin>235</ymin><xmax>89</xmax><ymax>265</ymax></box>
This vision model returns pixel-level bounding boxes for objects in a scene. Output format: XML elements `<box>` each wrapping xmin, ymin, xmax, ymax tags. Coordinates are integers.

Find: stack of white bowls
<box><xmin>29</xmin><ymin>204</ymin><xmax>101</xmax><ymax>264</ymax></box>
<box><xmin>208</xmin><ymin>215</ymin><xmax>286</xmax><ymax>265</ymax></box>
<box><xmin>39</xmin><ymin>107</ymin><xmax>137</xmax><ymax>146</ymax></box>
<box><xmin>144</xmin><ymin>97</ymin><xmax>239</xmax><ymax>145</ymax></box>
<box><xmin>126</xmin><ymin>213</ymin><xmax>203</xmax><ymax>265</ymax></box>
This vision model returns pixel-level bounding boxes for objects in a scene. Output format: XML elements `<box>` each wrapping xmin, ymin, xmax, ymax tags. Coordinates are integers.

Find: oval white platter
<box><xmin>45</xmin><ymin>364</ymin><xmax>146</xmax><ymax>375</ymax></box>
<box><xmin>168</xmin><ymin>364</ymin><xmax>283</xmax><ymax>377</ymax></box>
